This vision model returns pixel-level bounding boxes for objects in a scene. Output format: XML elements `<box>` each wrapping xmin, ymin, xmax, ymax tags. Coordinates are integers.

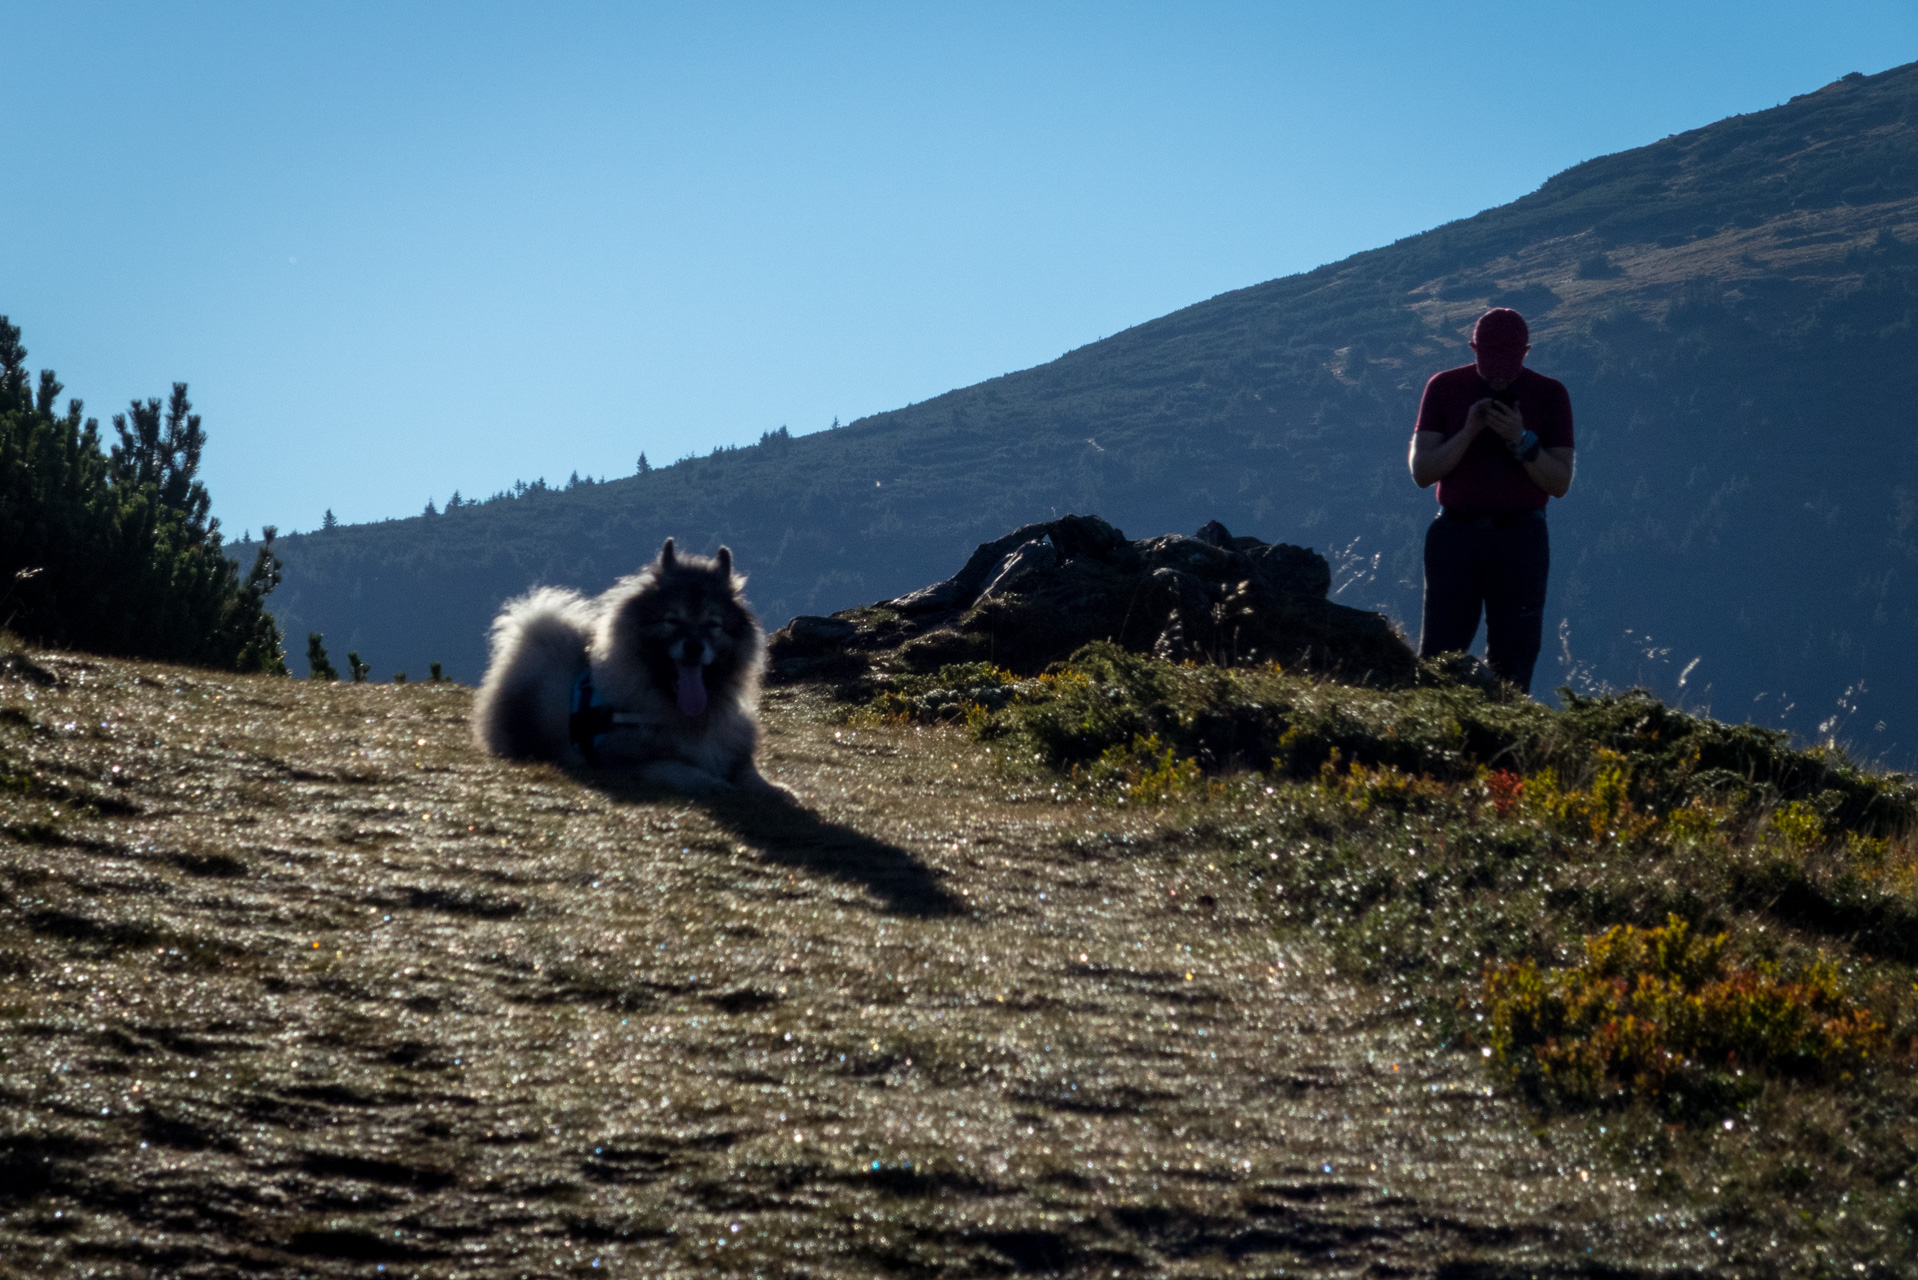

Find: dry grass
<box><xmin>0</xmin><ymin>644</ymin><xmax>1878</xmax><ymax>1277</ymax></box>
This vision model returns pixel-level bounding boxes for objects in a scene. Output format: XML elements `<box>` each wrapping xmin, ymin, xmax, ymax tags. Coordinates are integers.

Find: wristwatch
<box><xmin>1510</xmin><ymin>430</ymin><xmax>1541</xmax><ymax>464</ymax></box>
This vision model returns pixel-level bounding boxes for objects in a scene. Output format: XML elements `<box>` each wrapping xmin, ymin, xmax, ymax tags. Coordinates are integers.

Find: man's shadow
<box><xmin>573</xmin><ymin>773</ymin><xmax>964</xmax><ymax>919</ymax></box>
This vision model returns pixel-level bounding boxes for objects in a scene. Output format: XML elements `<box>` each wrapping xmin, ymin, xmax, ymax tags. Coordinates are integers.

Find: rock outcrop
<box><xmin>768</xmin><ymin>514</ymin><xmax>1415</xmax><ymax>686</ymax></box>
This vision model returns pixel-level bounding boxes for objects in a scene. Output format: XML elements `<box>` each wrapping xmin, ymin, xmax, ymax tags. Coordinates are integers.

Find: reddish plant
<box><xmin>1485</xmin><ymin>768</ymin><xmax>1525</xmax><ymax>815</ymax></box>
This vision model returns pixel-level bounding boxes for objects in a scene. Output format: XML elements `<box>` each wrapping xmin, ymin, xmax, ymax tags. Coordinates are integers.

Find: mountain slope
<box><xmin>274</xmin><ymin>63</ymin><xmax>1918</xmax><ymax>754</ymax></box>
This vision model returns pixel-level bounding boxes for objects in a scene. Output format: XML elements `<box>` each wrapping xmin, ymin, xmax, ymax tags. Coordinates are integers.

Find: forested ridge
<box><xmin>275</xmin><ymin>62</ymin><xmax>1918</xmax><ymax>756</ymax></box>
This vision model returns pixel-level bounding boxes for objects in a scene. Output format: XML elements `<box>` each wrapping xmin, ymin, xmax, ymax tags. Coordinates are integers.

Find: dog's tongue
<box><xmin>676</xmin><ymin>663</ymin><xmax>708</xmax><ymax>717</ymax></box>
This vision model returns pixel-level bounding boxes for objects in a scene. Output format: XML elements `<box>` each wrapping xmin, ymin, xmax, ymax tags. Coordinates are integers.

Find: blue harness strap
<box><xmin>569</xmin><ymin>671</ymin><xmax>616</xmax><ymax>763</ymax></box>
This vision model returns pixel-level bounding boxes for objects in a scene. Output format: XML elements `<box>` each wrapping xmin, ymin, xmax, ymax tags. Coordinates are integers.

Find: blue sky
<box><xmin>4</xmin><ymin>2</ymin><xmax>1915</xmax><ymax>538</ymax></box>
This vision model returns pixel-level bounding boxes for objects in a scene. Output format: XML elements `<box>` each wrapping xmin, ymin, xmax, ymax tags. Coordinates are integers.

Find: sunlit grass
<box><xmin>8</xmin><ymin>638</ymin><xmax>1918</xmax><ymax>1272</ymax></box>
<box><xmin>862</xmin><ymin>641</ymin><xmax>1918</xmax><ymax>1258</ymax></box>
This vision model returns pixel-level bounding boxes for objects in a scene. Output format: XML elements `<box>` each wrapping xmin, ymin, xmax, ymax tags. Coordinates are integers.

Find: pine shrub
<box><xmin>0</xmin><ymin>317</ymin><xmax>285</xmax><ymax>672</ymax></box>
<box><xmin>306</xmin><ymin>633</ymin><xmax>339</xmax><ymax>681</ymax></box>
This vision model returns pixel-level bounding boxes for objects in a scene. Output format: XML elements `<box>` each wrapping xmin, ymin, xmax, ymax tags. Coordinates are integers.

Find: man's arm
<box><xmin>1408</xmin><ymin>403</ymin><xmax>1490</xmax><ymax>488</ymax></box>
<box><xmin>1524</xmin><ymin>447</ymin><xmax>1575</xmax><ymax>499</ymax></box>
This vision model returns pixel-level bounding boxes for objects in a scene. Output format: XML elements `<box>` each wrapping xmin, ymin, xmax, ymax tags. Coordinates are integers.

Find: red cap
<box><xmin>1471</xmin><ymin>307</ymin><xmax>1529</xmax><ymax>380</ymax></box>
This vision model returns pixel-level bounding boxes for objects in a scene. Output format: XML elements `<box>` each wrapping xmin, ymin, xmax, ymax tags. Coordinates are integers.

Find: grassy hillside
<box><xmin>7</xmin><ymin>637</ymin><xmax>1918</xmax><ymax>1274</ymax></box>
<box><xmin>275</xmin><ymin>62</ymin><xmax>1918</xmax><ymax>756</ymax></box>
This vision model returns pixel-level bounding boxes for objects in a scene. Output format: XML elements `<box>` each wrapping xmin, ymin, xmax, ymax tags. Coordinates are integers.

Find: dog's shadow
<box><xmin>574</xmin><ymin>775</ymin><xmax>964</xmax><ymax>919</ymax></box>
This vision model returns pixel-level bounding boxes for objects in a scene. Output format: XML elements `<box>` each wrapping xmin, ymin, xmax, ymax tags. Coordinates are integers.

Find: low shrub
<box><xmin>1486</xmin><ymin>915</ymin><xmax>1887</xmax><ymax>1115</ymax></box>
<box><xmin>1079</xmin><ymin>733</ymin><xmax>1206</xmax><ymax>805</ymax></box>
<box><xmin>899</xmin><ymin>641</ymin><xmax>1916</xmax><ymax>837</ymax></box>
<box><xmin>866</xmin><ymin>662</ymin><xmax>1018</xmax><ymax>724</ymax></box>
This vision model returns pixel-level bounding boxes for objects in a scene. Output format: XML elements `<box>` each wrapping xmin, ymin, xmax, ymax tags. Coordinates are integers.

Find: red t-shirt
<box><xmin>1412</xmin><ymin>364</ymin><xmax>1575</xmax><ymax>510</ymax></box>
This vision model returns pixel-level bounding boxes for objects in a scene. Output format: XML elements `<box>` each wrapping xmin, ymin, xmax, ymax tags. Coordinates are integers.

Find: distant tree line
<box><xmin>0</xmin><ymin>317</ymin><xmax>284</xmax><ymax>672</ymax></box>
<box><xmin>308</xmin><ymin>427</ymin><xmax>810</xmax><ymax>537</ymax></box>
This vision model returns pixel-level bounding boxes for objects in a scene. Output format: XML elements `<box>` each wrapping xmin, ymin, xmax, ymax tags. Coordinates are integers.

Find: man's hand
<box><xmin>1414</xmin><ymin>400</ymin><xmax>1518</xmax><ymax>487</ymax></box>
<box><xmin>1470</xmin><ymin>398</ymin><xmax>1523</xmax><ymax>445</ymax></box>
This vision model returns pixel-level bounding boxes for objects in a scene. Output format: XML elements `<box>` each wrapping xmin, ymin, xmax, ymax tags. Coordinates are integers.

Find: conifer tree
<box><xmin>322</xmin><ymin>509</ymin><xmax>338</xmax><ymax>529</ymax></box>
<box><xmin>638</xmin><ymin>452</ymin><xmax>651</xmax><ymax>475</ymax></box>
<box><xmin>225</xmin><ymin>528</ymin><xmax>287</xmax><ymax>673</ymax></box>
<box><xmin>347</xmin><ymin>651</ymin><xmax>370</xmax><ymax>682</ymax></box>
<box><xmin>306</xmin><ymin>633</ymin><xmax>339</xmax><ymax>680</ymax></box>
<box><xmin>110</xmin><ymin>383</ymin><xmax>211</xmax><ymax>533</ymax></box>
<box><xmin>0</xmin><ymin>316</ymin><xmax>285</xmax><ymax>672</ymax></box>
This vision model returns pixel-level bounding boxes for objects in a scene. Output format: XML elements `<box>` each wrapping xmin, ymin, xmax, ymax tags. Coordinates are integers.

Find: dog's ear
<box><xmin>659</xmin><ymin>537</ymin><xmax>677</xmax><ymax>570</ymax></box>
<box><xmin>715</xmin><ymin>546</ymin><xmax>733</xmax><ymax>578</ymax></box>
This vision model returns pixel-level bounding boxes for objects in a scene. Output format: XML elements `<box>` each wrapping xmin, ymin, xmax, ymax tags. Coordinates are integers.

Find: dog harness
<box><xmin>569</xmin><ymin>672</ymin><xmax>613</xmax><ymax>763</ymax></box>
<box><xmin>569</xmin><ymin>671</ymin><xmax>650</xmax><ymax>764</ymax></box>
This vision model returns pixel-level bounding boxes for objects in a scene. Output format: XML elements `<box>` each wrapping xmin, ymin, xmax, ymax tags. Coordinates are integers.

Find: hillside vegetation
<box><xmin>6</xmin><ymin>635</ymin><xmax>1918</xmax><ymax>1275</ymax></box>
<box><xmin>0</xmin><ymin>319</ymin><xmax>283</xmax><ymax>673</ymax></box>
<box><xmin>276</xmin><ymin>62</ymin><xmax>1918</xmax><ymax>755</ymax></box>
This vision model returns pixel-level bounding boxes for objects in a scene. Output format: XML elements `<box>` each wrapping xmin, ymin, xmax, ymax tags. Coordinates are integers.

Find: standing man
<box><xmin>1407</xmin><ymin>307</ymin><xmax>1575</xmax><ymax>693</ymax></box>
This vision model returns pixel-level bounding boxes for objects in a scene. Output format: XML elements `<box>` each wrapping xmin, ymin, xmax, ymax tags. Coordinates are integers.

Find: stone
<box><xmin>777</xmin><ymin>615</ymin><xmax>858</xmax><ymax>650</ymax></box>
<box><xmin>767</xmin><ymin>514</ymin><xmax>1416</xmax><ymax>689</ymax></box>
<box><xmin>978</xmin><ymin>540</ymin><xmax>1059</xmax><ymax>600</ymax></box>
<box><xmin>1245</xmin><ymin>542</ymin><xmax>1333</xmax><ymax>599</ymax></box>
<box><xmin>886</xmin><ymin>579</ymin><xmax>966</xmax><ymax>615</ymax></box>
<box><xmin>1194</xmin><ymin>519</ymin><xmax>1234</xmax><ymax>548</ymax></box>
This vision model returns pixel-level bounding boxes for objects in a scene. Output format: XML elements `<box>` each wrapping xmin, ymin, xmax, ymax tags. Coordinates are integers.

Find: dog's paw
<box><xmin>736</xmin><ymin>766</ymin><xmax>797</xmax><ymax>801</ymax></box>
<box><xmin>750</xmin><ymin>778</ymin><xmax>799</xmax><ymax>802</ymax></box>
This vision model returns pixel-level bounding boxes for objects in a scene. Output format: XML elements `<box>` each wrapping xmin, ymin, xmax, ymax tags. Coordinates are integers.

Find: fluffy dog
<box><xmin>472</xmin><ymin>539</ymin><xmax>782</xmax><ymax>794</ymax></box>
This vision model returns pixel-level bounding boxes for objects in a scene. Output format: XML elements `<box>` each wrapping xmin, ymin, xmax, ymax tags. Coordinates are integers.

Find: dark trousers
<box><xmin>1419</xmin><ymin>509</ymin><xmax>1550</xmax><ymax>692</ymax></box>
